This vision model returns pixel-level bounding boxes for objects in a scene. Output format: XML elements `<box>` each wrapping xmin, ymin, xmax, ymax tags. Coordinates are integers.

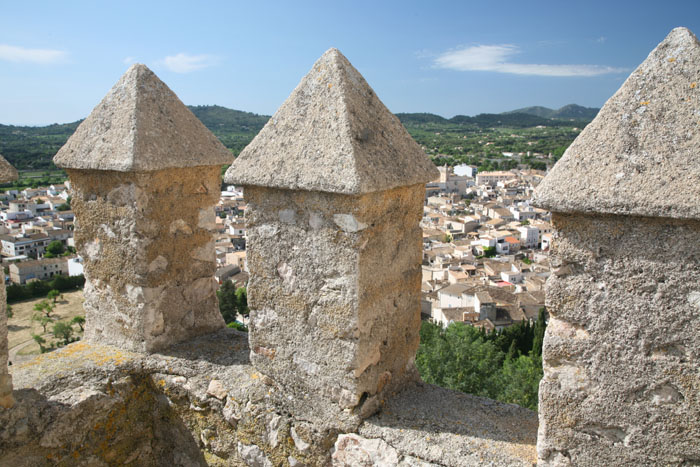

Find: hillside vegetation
<box><xmin>502</xmin><ymin>103</ymin><xmax>599</xmax><ymax>120</ymax></box>
<box><xmin>0</xmin><ymin>104</ymin><xmax>596</xmax><ymax>173</ymax></box>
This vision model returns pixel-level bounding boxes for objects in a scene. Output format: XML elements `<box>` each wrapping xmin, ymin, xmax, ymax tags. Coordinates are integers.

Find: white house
<box><xmin>517</xmin><ymin>226</ymin><xmax>540</xmax><ymax>249</ymax></box>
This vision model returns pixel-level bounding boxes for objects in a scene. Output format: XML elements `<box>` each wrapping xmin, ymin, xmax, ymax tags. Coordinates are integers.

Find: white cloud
<box><xmin>159</xmin><ymin>53</ymin><xmax>218</xmax><ymax>73</ymax></box>
<box><xmin>123</xmin><ymin>56</ymin><xmax>136</xmax><ymax>65</ymax></box>
<box><xmin>434</xmin><ymin>44</ymin><xmax>626</xmax><ymax>77</ymax></box>
<box><xmin>0</xmin><ymin>44</ymin><xmax>67</xmax><ymax>64</ymax></box>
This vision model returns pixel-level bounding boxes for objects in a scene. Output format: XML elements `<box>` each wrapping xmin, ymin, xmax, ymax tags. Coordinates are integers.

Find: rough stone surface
<box><xmin>238</xmin><ymin>442</ymin><xmax>273</xmax><ymax>467</ymax></box>
<box><xmin>68</xmin><ymin>167</ymin><xmax>224</xmax><ymax>352</ymax></box>
<box><xmin>244</xmin><ymin>184</ymin><xmax>425</xmax><ymax>430</ymax></box>
<box><xmin>0</xmin><ymin>280</ymin><xmax>13</xmax><ymax>409</ymax></box>
<box><xmin>332</xmin><ymin>433</ymin><xmax>401</xmax><ymax>465</ymax></box>
<box><xmin>2</xmin><ymin>332</ymin><xmax>537</xmax><ymax>466</ymax></box>
<box><xmin>53</xmin><ymin>64</ymin><xmax>232</xmax><ymax>172</ymax></box>
<box><xmin>537</xmin><ymin>213</ymin><xmax>700</xmax><ymax>466</ymax></box>
<box><xmin>358</xmin><ymin>382</ymin><xmax>538</xmax><ymax>466</ymax></box>
<box><xmin>533</xmin><ymin>27</ymin><xmax>700</xmax><ymax>219</ymax></box>
<box><xmin>0</xmin><ymin>153</ymin><xmax>19</xmax><ymax>183</ymax></box>
<box><xmin>224</xmin><ymin>48</ymin><xmax>438</xmax><ymax>194</ymax></box>
<box><xmin>0</xmin><ymin>155</ymin><xmax>17</xmax><ymax>409</ymax></box>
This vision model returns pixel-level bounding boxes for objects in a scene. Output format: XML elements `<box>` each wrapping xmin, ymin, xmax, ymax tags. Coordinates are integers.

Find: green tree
<box><xmin>531</xmin><ymin>308</ymin><xmax>547</xmax><ymax>357</ymax></box>
<box><xmin>416</xmin><ymin>321</ymin><xmax>504</xmax><ymax>399</ymax></box>
<box><xmin>34</xmin><ymin>300</ymin><xmax>54</xmax><ymax>318</ymax></box>
<box><xmin>52</xmin><ymin>321</ymin><xmax>74</xmax><ymax>346</ymax></box>
<box><xmin>417</xmin><ymin>319</ymin><xmax>547</xmax><ymax>411</ymax></box>
<box><xmin>49</xmin><ymin>274</ymin><xmax>71</xmax><ymax>291</ymax></box>
<box><xmin>32</xmin><ymin>313</ymin><xmax>54</xmax><ymax>333</ymax></box>
<box><xmin>506</xmin><ymin>339</ymin><xmax>519</xmax><ymax>361</ymax></box>
<box><xmin>227</xmin><ymin>321</ymin><xmax>248</xmax><ymax>332</ymax></box>
<box><xmin>6</xmin><ymin>283</ymin><xmax>28</xmax><ymax>301</ymax></box>
<box><xmin>217</xmin><ymin>281</ymin><xmax>238</xmax><ymax>323</ymax></box>
<box><xmin>5</xmin><ymin>304</ymin><xmax>12</xmax><ymax>319</ymax></box>
<box><xmin>44</xmin><ymin>240</ymin><xmax>65</xmax><ymax>258</ymax></box>
<box><xmin>482</xmin><ymin>246</ymin><xmax>497</xmax><ymax>258</ymax></box>
<box><xmin>217</xmin><ymin>282</ymin><xmax>249</xmax><ymax>323</ymax></box>
<box><xmin>71</xmin><ymin>316</ymin><xmax>85</xmax><ymax>332</ymax></box>
<box><xmin>32</xmin><ymin>333</ymin><xmax>48</xmax><ymax>353</ymax></box>
<box><xmin>56</xmin><ymin>196</ymin><xmax>71</xmax><ymax>211</ymax></box>
<box><xmin>27</xmin><ymin>280</ymin><xmax>51</xmax><ymax>298</ymax></box>
<box><xmin>235</xmin><ymin>287</ymin><xmax>249</xmax><ymax>317</ymax></box>
<box><xmin>47</xmin><ymin>289</ymin><xmax>60</xmax><ymax>304</ymax></box>
<box><xmin>497</xmin><ymin>354</ymin><xmax>543</xmax><ymax>410</ymax></box>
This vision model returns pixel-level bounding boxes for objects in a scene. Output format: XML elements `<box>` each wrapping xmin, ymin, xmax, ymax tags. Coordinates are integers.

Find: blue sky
<box><xmin>1</xmin><ymin>0</ymin><xmax>698</xmax><ymax>125</ymax></box>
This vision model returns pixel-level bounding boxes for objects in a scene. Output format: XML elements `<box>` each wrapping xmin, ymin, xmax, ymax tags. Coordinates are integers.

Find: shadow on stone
<box><xmin>159</xmin><ymin>328</ymin><xmax>250</xmax><ymax>367</ymax></box>
<box><xmin>1</xmin><ymin>378</ymin><xmax>207</xmax><ymax>466</ymax></box>
<box><xmin>354</xmin><ymin>381</ymin><xmax>538</xmax><ymax>465</ymax></box>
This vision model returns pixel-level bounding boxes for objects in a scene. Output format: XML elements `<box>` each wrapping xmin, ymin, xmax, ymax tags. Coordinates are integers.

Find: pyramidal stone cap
<box><xmin>533</xmin><ymin>27</ymin><xmax>700</xmax><ymax>220</ymax></box>
<box><xmin>54</xmin><ymin>64</ymin><xmax>232</xmax><ymax>172</ymax></box>
<box><xmin>0</xmin><ymin>154</ymin><xmax>18</xmax><ymax>183</ymax></box>
<box><xmin>225</xmin><ymin>48</ymin><xmax>438</xmax><ymax>194</ymax></box>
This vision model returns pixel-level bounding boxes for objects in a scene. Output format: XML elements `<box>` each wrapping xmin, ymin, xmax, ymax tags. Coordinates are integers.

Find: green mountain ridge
<box><xmin>0</xmin><ymin>104</ymin><xmax>591</xmax><ymax>171</ymax></box>
<box><xmin>503</xmin><ymin>104</ymin><xmax>599</xmax><ymax>120</ymax></box>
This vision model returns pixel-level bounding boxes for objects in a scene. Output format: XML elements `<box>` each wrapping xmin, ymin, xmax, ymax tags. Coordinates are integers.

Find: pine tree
<box><xmin>531</xmin><ymin>308</ymin><xmax>547</xmax><ymax>357</ymax></box>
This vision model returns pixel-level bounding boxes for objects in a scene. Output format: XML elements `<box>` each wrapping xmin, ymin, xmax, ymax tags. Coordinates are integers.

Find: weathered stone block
<box><xmin>533</xmin><ymin>27</ymin><xmax>700</xmax><ymax>465</ymax></box>
<box><xmin>0</xmin><ymin>153</ymin><xmax>18</xmax><ymax>409</ymax></box>
<box><xmin>225</xmin><ymin>47</ymin><xmax>437</xmax><ymax>427</ymax></box>
<box><xmin>537</xmin><ymin>214</ymin><xmax>700</xmax><ymax>465</ymax></box>
<box><xmin>245</xmin><ymin>184</ymin><xmax>424</xmax><ymax>416</ymax></box>
<box><xmin>68</xmin><ymin>167</ymin><xmax>225</xmax><ymax>352</ymax></box>
<box><xmin>54</xmin><ymin>64</ymin><xmax>232</xmax><ymax>352</ymax></box>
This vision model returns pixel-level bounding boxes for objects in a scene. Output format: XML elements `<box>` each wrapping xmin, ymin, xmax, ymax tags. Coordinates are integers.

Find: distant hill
<box><xmin>396</xmin><ymin>111</ymin><xmax>589</xmax><ymax>129</ymax></box>
<box><xmin>0</xmin><ymin>121</ymin><xmax>81</xmax><ymax>170</ymax></box>
<box><xmin>187</xmin><ymin>105</ymin><xmax>269</xmax><ymax>156</ymax></box>
<box><xmin>0</xmin><ymin>106</ymin><xmax>270</xmax><ymax>170</ymax></box>
<box><xmin>394</xmin><ymin>113</ymin><xmax>448</xmax><ymax>125</ymax></box>
<box><xmin>503</xmin><ymin>104</ymin><xmax>599</xmax><ymax>121</ymax></box>
<box><xmin>1</xmin><ymin>104</ymin><xmax>589</xmax><ymax>171</ymax></box>
<box><xmin>188</xmin><ymin>105</ymin><xmax>269</xmax><ymax>133</ymax></box>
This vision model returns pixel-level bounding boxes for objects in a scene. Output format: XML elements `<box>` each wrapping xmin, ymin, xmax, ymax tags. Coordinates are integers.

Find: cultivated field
<box><xmin>7</xmin><ymin>289</ymin><xmax>85</xmax><ymax>364</ymax></box>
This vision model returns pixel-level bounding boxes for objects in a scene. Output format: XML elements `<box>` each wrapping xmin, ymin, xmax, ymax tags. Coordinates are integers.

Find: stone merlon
<box><xmin>224</xmin><ymin>47</ymin><xmax>438</xmax><ymax>194</ymax></box>
<box><xmin>0</xmin><ymin>154</ymin><xmax>19</xmax><ymax>183</ymax></box>
<box><xmin>533</xmin><ymin>27</ymin><xmax>700</xmax><ymax>467</ymax></box>
<box><xmin>223</xmin><ymin>47</ymin><xmax>439</xmax><ymax>430</ymax></box>
<box><xmin>53</xmin><ymin>63</ymin><xmax>232</xmax><ymax>172</ymax></box>
<box><xmin>533</xmin><ymin>27</ymin><xmax>700</xmax><ymax>220</ymax></box>
<box><xmin>51</xmin><ymin>64</ymin><xmax>228</xmax><ymax>352</ymax></box>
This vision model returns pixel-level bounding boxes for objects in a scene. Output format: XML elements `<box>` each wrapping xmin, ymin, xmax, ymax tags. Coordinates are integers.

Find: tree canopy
<box><xmin>217</xmin><ymin>282</ymin><xmax>248</xmax><ymax>325</ymax></box>
<box><xmin>416</xmin><ymin>313</ymin><xmax>547</xmax><ymax>411</ymax></box>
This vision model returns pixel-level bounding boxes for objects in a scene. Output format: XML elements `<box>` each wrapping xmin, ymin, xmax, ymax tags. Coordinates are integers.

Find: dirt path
<box><xmin>8</xmin><ymin>339</ymin><xmax>35</xmax><ymax>365</ymax></box>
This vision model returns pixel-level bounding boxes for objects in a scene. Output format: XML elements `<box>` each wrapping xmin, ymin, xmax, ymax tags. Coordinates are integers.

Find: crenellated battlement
<box><xmin>1</xmin><ymin>27</ymin><xmax>699</xmax><ymax>467</ymax></box>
